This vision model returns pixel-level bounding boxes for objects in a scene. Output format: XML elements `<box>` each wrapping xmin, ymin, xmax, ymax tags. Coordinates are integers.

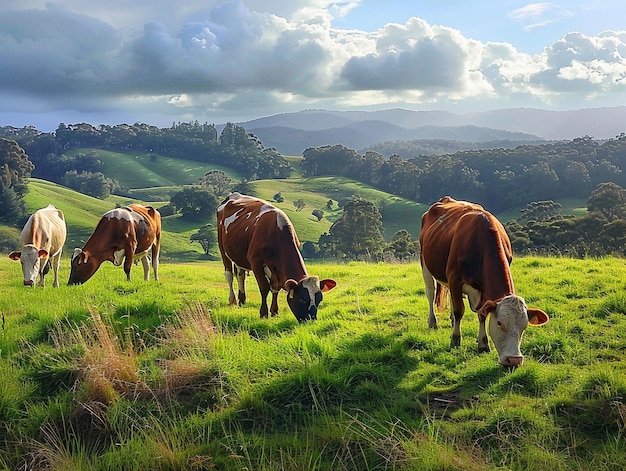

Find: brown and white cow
<box><xmin>9</xmin><ymin>205</ymin><xmax>67</xmax><ymax>287</ymax></box>
<box><xmin>68</xmin><ymin>204</ymin><xmax>161</xmax><ymax>285</ymax></box>
<box><xmin>217</xmin><ymin>193</ymin><xmax>336</xmax><ymax>323</ymax></box>
<box><xmin>419</xmin><ymin>196</ymin><xmax>548</xmax><ymax>367</ymax></box>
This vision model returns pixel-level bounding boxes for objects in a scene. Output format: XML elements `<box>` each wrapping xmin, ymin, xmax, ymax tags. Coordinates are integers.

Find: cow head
<box><xmin>481</xmin><ymin>294</ymin><xmax>549</xmax><ymax>367</ymax></box>
<box><xmin>68</xmin><ymin>248</ymin><xmax>98</xmax><ymax>285</ymax></box>
<box><xmin>9</xmin><ymin>244</ymin><xmax>48</xmax><ymax>287</ymax></box>
<box><xmin>284</xmin><ymin>276</ymin><xmax>337</xmax><ymax>323</ymax></box>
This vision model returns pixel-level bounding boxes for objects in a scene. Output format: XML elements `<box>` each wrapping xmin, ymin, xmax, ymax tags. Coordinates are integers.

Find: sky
<box><xmin>1</xmin><ymin>0</ymin><xmax>626</xmax><ymax>131</ymax></box>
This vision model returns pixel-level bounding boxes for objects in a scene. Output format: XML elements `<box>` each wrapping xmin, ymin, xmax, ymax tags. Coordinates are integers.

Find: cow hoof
<box><xmin>450</xmin><ymin>335</ymin><xmax>461</xmax><ymax>348</ymax></box>
<box><xmin>478</xmin><ymin>346</ymin><xmax>491</xmax><ymax>353</ymax></box>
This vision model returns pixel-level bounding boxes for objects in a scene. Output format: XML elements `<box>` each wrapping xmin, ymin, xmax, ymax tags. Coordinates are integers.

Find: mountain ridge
<box><xmin>234</xmin><ymin>106</ymin><xmax>626</xmax><ymax>155</ymax></box>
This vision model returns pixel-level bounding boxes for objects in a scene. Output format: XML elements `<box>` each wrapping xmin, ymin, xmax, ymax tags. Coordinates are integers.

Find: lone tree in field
<box><xmin>170</xmin><ymin>186</ymin><xmax>218</xmax><ymax>222</ymax></box>
<box><xmin>294</xmin><ymin>198</ymin><xmax>306</xmax><ymax>211</ymax></box>
<box><xmin>200</xmin><ymin>170</ymin><xmax>233</xmax><ymax>197</ymax></box>
<box><xmin>320</xmin><ymin>197</ymin><xmax>385</xmax><ymax>260</ymax></box>
<box><xmin>312</xmin><ymin>209</ymin><xmax>324</xmax><ymax>221</ymax></box>
<box><xmin>190</xmin><ymin>224</ymin><xmax>216</xmax><ymax>255</ymax></box>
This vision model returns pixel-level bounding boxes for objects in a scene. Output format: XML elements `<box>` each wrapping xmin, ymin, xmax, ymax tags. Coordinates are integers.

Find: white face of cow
<box><xmin>9</xmin><ymin>244</ymin><xmax>47</xmax><ymax>286</ymax></box>
<box><xmin>285</xmin><ymin>276</ymin><xmax>337</xmax><ymax>322</ymax></box>
<box><xmin>488</xmin><ymin>295</ymin><xmax>530</xmax><ymax>367</ymax></box>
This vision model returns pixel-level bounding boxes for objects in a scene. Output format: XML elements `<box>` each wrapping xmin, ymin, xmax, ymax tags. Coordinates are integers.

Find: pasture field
<box><xmin>0</xmin><ymin>256</ymin><xmax>625</xmax><ymax>470</ymax></box>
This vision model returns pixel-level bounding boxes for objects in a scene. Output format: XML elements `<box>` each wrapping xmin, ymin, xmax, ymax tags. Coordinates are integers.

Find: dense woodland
<box><xmin>1</xmin><ymin>121</ymin><xmax>626</xmax><ymax>257</ymax></box>
<box><xmin>301</xmin><ymin>136</ymin><xmax>626</xmax><ymax>213</ymax></box>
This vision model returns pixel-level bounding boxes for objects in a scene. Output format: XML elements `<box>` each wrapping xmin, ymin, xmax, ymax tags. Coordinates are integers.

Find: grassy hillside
<box><xmin>67</xmin><ymin>148</ymin><xmax>243</xmax><ymax>191</ymax></box>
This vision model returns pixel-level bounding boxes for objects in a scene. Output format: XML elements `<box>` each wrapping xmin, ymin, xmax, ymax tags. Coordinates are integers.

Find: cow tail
<box><xmin>435</xmin><ymin>283</ymin><xmax>449</xmax><ymax>313</ymax></box>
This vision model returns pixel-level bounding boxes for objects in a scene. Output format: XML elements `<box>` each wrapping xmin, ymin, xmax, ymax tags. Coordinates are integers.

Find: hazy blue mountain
<box><xmin>234</xmin><ymin>106</ymin><xmax>626</xmax><ymax>156</ymax></box>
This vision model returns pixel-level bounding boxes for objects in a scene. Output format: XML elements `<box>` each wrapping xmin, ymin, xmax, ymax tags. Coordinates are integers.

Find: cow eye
<box><xmin>497</xmin><ymin>320</ymin><xmax>502</xmax><ymax>327</ymax></box>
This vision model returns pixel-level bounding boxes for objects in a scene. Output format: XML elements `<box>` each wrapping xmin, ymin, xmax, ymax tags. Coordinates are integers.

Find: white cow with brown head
<box><xmin>9</xmin><ymin>205</ymin><xmax>67</xmax><ymax>287</ymax></box>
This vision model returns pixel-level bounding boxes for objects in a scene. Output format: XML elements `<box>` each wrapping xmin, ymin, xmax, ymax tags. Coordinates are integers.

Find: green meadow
<box><xmin>0</xmin><ymin>255</ymin><xmax>625</xmax><ymax>470</ymax></box>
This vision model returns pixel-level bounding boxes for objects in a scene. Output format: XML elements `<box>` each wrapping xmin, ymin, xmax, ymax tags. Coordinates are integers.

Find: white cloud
<box><xmin>0</xmin><ymin>0</ymin><xmax>625</xmax><ymax>127</ymax></box>
<box><xmin>509</xmin><ymin>2</ymin><xmax>574</xmax><ymax>31</ymax></box>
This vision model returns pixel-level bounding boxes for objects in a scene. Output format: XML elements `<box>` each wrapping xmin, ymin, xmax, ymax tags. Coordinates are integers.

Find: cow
<box><xmin>217</xmin><ymin>193</ymin><xmax>336</xmax><ymax>323</ymax></box>
<box><xmin>419</xmin><ymin>196</ymin><xmax>549</xmax><ymax>367</ymax></box>
<box><xmin>9</xmin><ymin>205</ymin><xmax>67</xmax><ymax>287</ymax></box>
<box><xmin>68</xmin><ymin>204</ymin><xmax>161</xmax><ymax>285</ymax></box>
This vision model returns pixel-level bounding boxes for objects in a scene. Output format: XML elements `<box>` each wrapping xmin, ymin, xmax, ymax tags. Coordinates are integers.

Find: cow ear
<box><xmin>479</xmin><ymin>300</ymin><xmax>498</xmax><ymax>319</ymax></box>
<box><xmin>38</xmin><ymin>249</ymin><xmax>49</xmax><ymax>258</ymax></box>
<box><xmin>284</xmin><ymin>279</ymin><xmax>298</xmax><ymax>292</ymax></box>
<box><xmin>9</xmin><ymin>251</ymin><xmax>21</xmax><ymax>261</ymax></box>
<box><xmin>528</xmin><ymin>308</ymin><xmax>549</xmax><ymax>326</ymax></box>
<box><xmin>320</xmin><ymin>279</ymin><xmax>337</xmax><ymax>292</ymax></box>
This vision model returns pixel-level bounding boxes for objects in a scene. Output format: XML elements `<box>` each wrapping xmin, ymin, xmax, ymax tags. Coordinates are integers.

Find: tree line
<box><xmin>301</xmin><ymin>135</ymin><xmax>626</xmax><ymax>213</ymax></box>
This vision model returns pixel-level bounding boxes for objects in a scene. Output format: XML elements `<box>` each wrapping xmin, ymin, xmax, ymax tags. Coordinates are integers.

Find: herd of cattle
<box><xmin>8</xmin><ymin>194</ymin><xmax>549</xmax><ymax>366</ymax></box>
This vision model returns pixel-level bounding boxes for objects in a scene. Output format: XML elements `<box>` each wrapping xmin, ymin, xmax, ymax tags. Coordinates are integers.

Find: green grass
<box><xmin>0</xmin><ymin>256</ymin><xmax>625</xmax><ymax>470</ymax></box>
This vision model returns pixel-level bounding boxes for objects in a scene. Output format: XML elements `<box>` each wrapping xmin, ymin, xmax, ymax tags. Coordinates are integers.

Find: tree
<box><xmin>170</xmin><ymin>186</ymin><xmax>218</xmax><ymax>222</ymax></box>
<box><xmin>517</xmin><ymin>200</ymin><xmax>563</xmax><ymax>225</ymax></box>
<box><xmin>294</xmin><ymin>199</ymin><xmax>306</xmax><ymax>212</ymax></box>
<box><xmin>190</xmin><ymin>224</ymin><xmax>216</xmax><ymax>255</ymax></box>
<box><xmin>0</xmin><ymin>138</ymin><xmax>34</xmax><ymax>223</ymax></box>
<box><xmin>301</xmin><ymin>241</ymin><xmax>317</xmax><ymax>259</ymax></box>
<box><xmin>323</xmin><ymin>198</ymin><xmax>385</xmax><ymax>260</ymax></box>
<box><xmin>200</xmin><ymin>170</ymin><xmax>233</xmax><ymax>197</ymax></box>
<box><xmin>386</xmin><ymin>229</ymin><xmax>418</xmax><ymax>260</ymax></box>
<box><xmin>588</xmin><ymin>182</ymin><xmax>626</xmax><ymax>221</ymax></box>
<box><xmin>312</xmin><ymin>209</ymin><xmax>324</xmax><ymax>221</ymax></box>
<box><xmin>62</xmin><ymin>170</ymin><xmax>119</xmax><ymax>199</ymax></box>
<box><xmin>231</xmin><ymin>179</ymin><xmax>253</xmax><ymax>195</ymax></box>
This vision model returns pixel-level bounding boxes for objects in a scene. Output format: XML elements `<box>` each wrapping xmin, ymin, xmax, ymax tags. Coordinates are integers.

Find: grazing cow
<box><xmin>419</xmin><ymin>196</ymin><xmax>549</xmax><ymax>367</ymax></box>
<box><xmin>9</xmin><ymin>205</ymin><xmax>67</xmax><ymax>287</ymax></box>
<box><xmin>68</xmin><ymin>204</ymin><xmax>161</xmax><ymax>285</ymax></box>
<box><xmin>217</xmin><ymin>193</ymin><xmax>336</xmax><ymax>322</ymax></box>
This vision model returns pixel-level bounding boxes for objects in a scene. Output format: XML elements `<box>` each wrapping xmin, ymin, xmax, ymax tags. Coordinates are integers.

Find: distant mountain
<box><xmin>237</xmin><ymin>106</ymin><xmax>626</xmax><ymax>156</ymax></box>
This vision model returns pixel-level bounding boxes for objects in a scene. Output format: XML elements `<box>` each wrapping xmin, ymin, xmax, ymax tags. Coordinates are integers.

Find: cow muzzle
<box><xmin>23</xmin><ymin>280</ymin><xmax>34</xmax><ymax>287</ymax></box>
<box><xmin>500</xmin><ymin>355</ymin><xmax>524</xmax><ymax>367</ymax></box>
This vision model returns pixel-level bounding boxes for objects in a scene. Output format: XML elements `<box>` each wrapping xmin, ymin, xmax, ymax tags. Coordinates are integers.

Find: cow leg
<box><xmin>38</xmin><ymin>259</ymin><xmax>51</xmax><ymax>287</ymax></box>
<box><xmin>421</xmin><ymin>263</ymin><xmax>438</xmax><ymax>329</ymax></box>
<box><xmin>251</xmin><ymin>267</ymin><xmax>270</xmax><ymax>318</ymax></box>
<box><xmin>224</xmin><ymin>269</ymin><xmax>238</xmax><ymax>305</ymax></box>
<box><xmin>151</xmin><ymin>247</ymin><xmax>160</xmax><ymax>281</ymax></box>
<box><xmin>51</xmin><ymin>253</ymin><xmax>61</xmax><ymax>288</ymax></box>
<box><xmin>123</xmin><ymin>248</ymin><xmax>135</xmax><ymax>281</ymax></box>
<box><xmin>449</xmin><ymin>284</ymin><xmax>465</xmax><ymax>348</ymax></box>
<box><xmin>141</xmin><ymin>256</ymin><xmax>150</xmax><ymax>281</ymax></box>
<box><xmin>477</xmin><ymin>315</ymin><xmax>490</xmax><ymax>353</ymax></box>
<box><xmin>270</xmin><ymin>289</ymin><xmax>279</xmax><ymax>317</ymax></box>
<box><xmin>236</xmin><ymin>267</ymin><xmax>247</xmax><ymax>306</ymax></box>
